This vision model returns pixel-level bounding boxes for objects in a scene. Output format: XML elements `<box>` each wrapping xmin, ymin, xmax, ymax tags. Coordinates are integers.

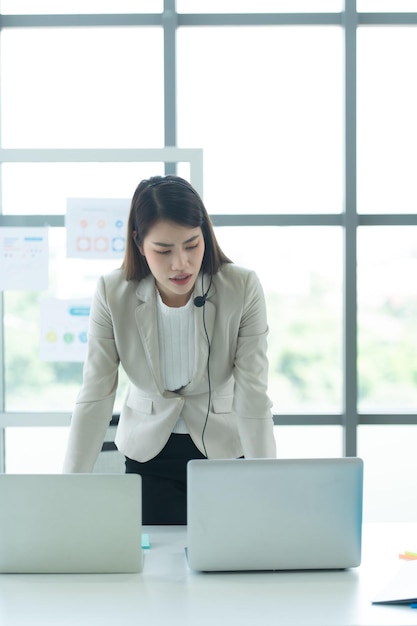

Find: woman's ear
<box><xmin>133</xmin><ymin>232</ymin><xmax>145</xmax><ymax>256</ymax></box>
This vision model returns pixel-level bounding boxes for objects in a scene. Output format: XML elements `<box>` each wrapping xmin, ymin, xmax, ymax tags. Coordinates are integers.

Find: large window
<box><xmin>177</xmin><ymin>25</ymin><xmax>343</xmax><ymax>214</ymax></box>
<box><xmin>1</xmin><ymin>1</ymin><xmax>417</xmax><ymax>521</ymax></box>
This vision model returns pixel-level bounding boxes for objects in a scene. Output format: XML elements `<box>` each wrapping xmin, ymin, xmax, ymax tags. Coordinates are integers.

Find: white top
<box><xmin>156</xmin><ymin>289</ymin><xmax>194</xmax><ymax>434</ymax></box>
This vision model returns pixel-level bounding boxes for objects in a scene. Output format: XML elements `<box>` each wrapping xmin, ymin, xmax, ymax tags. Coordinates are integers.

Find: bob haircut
<box><xmin>121</xmin><ymin>175</ymin><xmax>232</xmax><ymax>281</ymax></box>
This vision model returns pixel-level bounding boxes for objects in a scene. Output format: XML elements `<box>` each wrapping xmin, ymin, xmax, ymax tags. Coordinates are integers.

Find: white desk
<box><xmin>1</xmin><ymin>523</ymin><xmax>416</xmax><ymax>626</ymax></box>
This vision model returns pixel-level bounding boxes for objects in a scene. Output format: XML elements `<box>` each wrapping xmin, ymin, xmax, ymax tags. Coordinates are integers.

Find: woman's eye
<box><xmin>156</xmin><ymin>249</ymin><xmax>170</xmax><ymax>255</ymax></box>
<box><xmin>186</xmin><ymin>244</ymin><xmax>199</xmax><ymax>251</ymax></box>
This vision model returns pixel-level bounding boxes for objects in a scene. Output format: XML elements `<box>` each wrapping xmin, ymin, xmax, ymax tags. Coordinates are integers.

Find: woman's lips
<box><xmin>169</xmin><ymin>274</ymin><xmax>192</xmax><ymax>286</ymax></box>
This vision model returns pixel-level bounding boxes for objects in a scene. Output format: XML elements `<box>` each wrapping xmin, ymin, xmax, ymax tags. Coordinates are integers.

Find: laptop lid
<box><xmin>186</xmin><ymin>457</ymin><xmax>363</xmax><ymax>572</ymax></box>
<box><xmin>0</xmin><ymin>474</ymin><xmax>143</xmax><ymax>574</ymax></box>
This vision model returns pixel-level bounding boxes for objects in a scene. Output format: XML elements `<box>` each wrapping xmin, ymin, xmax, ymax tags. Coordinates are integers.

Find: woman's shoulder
<box><xmin>101</xmin><ymin>267</ymin><xmax>127</xmax><ymax>281</ymax></box>
<box><xmin>214</xmin><ymin>263</ymin><xmax>262</xmax><ymax>298</ymax></box>
<box><xmin>216</xmin><ymin>263</ymin><xmax>258</xmax><ymax>285</ymax></box>
<box><xmin>97</xmin><ymin>268</ymin><xmax>140</xmax><ymax>296</ymax></box>
<box><xmin>214</xmin><ymin>264</ymin><xmax>266</xmax><ymax>315</ymax></box>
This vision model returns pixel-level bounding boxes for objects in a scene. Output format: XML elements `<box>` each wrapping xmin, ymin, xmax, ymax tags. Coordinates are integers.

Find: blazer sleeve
<box><xmin>233</xmin><ymin>271</ymin><xmax>277</xmax><ymax>458</ymax></box>
<box><xmin>62</xmin><ymin>276</ymin><xmax>119</xmax><ymax>473</ymax></box>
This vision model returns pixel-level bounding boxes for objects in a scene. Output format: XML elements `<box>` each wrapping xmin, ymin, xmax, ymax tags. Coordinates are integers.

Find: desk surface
<box><xmin>1</xmin><ymin>522</ymin><xmax>417</xmax><ymax>626</ymax></box>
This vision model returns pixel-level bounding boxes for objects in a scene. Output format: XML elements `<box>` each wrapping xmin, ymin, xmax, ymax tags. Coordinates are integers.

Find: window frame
<box><xmin>1</xmin><ymin>0</ymin><xmax>417</xmax><ymax>470</ymax></box>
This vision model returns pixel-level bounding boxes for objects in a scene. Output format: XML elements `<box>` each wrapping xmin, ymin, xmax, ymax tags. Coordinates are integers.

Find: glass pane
<box><xmin>3</xmin><ymin>228</ymin><xmax>130</xmax><ymax>412</ymax></box>
<box><xmin>215</xmin><ymin>226</ymin><xmax>343</xmax><ymax>412</ymax></box>
<box><xmin>1</xmin><ymin>27</ymin><xmax>163</xmax><ymax>148</ymax></box>
<box><xmin>5</xmin><ymin>427</ymin><xmax>70</xmax><ymax>473</ymax></box>
<box><xmin>178</xmin><ymin>26</ymin><xmax>343</xmax><ymax>214</ymax></box>
<box><xmin>359</xmin><ymin>425</ymin><xmax>417</xmax><ymax>522</ymax></box>
<box><xmin>357</xmin><ymin>27</ymin><xmax>417</xmax><ymax>213</ymax></box>
<box><xmin>1</xmin><ymin>162</ymin><xmax>164</xmax><ymax>215</ymax></box>
<box><xmin>357</xmin><ymin>227</ymin><xmax>417</xmax><ymax>411</ymax></box>
<box><xmin>178</xmin><ymin>0</ymin><xmax>342</xmax><ymax>12</ymax></box>
<box><xmin>0</xmin><ymin>1</ymin><xmax>162</xmax><ymax>14</ymax></box>
<box><xmin>358</xmin><ymin>0</ymin><xmax>417</xmax><ymax>10</ymax></box>
<box><xmin>4</xmin><ymin>225</ymin><xmax>342</xmax><ymax>414</ymax></box>
<box><xmin>274</xmin><ymin>426</ymin><xmax>343</xmax><ymax>458</ymax></box>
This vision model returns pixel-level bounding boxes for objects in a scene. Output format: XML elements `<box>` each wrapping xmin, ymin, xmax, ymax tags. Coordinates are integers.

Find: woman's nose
<box><xmin>171</xmin><ymin>249</ymin><xmax>188</xmax><ymax>270</ymax></box>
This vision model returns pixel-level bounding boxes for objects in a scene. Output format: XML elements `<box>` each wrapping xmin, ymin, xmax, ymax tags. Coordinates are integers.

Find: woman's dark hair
<box><xmin>121</xmin><ymin>175</ymin><xmax>232</xmax><ymax>281</ymax></box>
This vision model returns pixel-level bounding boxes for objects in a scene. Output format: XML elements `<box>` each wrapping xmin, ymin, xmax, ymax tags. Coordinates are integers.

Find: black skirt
<box><xmin>125</xmin><ymin>433</ymin><xmax>206</xmax><ymax>525</ymax></box>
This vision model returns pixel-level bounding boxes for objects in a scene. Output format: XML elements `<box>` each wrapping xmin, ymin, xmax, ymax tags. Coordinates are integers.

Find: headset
<box><xmin>193</xmin><ymin>266</ymin><xmax>212</xmax><ymax>308</ymax></box>
<box><xmin>194</xmin><ymin>259</ymin><xmax>213</xmax><ymax>458</ymax></box>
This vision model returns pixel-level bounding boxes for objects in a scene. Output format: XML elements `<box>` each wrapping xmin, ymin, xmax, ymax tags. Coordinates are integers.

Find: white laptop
<box><xmin>186</xmin><ymin>457</ymin><xmax>363</xmax><ymax>572</ymax></box>
<box><xmin>0</xmin><ymin>474</ymin><xmax>143</xmax><ymax>574</ymax></box>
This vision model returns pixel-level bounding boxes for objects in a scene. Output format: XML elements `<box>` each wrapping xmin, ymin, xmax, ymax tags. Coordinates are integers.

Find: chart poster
<box><xmin>0</xmin><ymin>227</ymin><xmax>49</xmax><ymax>291</ymax></box>
<box><xmin>66</xmin><ymin>198</ymin><xmax>130</xmax><ymax>259</ymax></box>
<box><xmin>40</xmin><ymin>298</ymin><xmax>91</xmax><ymax>362</ymax></box>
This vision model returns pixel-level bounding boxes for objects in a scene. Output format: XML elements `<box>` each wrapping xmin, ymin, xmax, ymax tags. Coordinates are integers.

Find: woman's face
<box><xmin>138</xmin><ymin>219</ymin><xmax>205</xmax><ymax>307</ymax></box>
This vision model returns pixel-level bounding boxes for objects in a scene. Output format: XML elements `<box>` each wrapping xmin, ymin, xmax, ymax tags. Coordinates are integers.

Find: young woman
<box><xmin>63</xmin><ymin>175</ymin><xmax>276</xmax><ymax>524</ymax></box>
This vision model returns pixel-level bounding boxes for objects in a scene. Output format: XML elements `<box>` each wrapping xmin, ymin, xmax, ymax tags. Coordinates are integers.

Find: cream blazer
<box><xmin>63</xmin><ymin>263</ymin><xmax>276</xmax><ymax>472</ymax></box>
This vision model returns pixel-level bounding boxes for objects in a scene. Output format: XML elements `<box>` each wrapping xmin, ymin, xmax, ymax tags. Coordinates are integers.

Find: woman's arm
<box><xmin>62</xmin><ymin>276</ymin><xmax>120</xmax><ymax>472</ymax></box>
<box><xmin>233</xmin><ymin>271</ymin><xmax>277</xmax><ymax>458</ymax></box>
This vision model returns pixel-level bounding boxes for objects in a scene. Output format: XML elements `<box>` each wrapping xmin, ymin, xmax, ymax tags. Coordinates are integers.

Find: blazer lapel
<box><xmin>134</xmin><ymin>277</ymin><xmax>165</xmax><ymax>394</ymax></box>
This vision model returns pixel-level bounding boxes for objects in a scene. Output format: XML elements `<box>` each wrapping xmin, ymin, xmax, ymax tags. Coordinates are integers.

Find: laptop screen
<box><xmin>187</xmin><ymin>457</ymin><xmax>363</xmax><ymax>572</ymax></box>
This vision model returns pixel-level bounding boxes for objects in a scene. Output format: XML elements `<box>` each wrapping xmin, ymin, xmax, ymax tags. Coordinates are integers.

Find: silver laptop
<box><xmin>187</xmin><ymin>457</ymin><xmax>363</xmax><ymax>572</ymax></box>
<box><xmin>0</xmin><ymin>474</ymin><xmax>143</xmax><ymax>573</ymax></box>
